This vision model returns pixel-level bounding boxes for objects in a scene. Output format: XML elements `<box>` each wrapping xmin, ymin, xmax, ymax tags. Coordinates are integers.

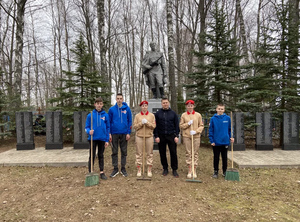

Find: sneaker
<box><xmin>162</xmin><ymin>169</ymin><xmax>168</xmax><ymax>176</ymax></box>
<box><xmin>212</xmin><ymin>172</ymin><xmax>218</xmax><ymax>179</ymax></box>
<box><xmin>173</xmin><ymin>170</ymin><xmax>179</xmax><ymax>178</ymax></box>
<box><xmin>147</xmin><ymin>166</ymin><xmax>152</xmax><ymax>177</ymax></box>
<box><xmin>110</xmin><ymin>168</ymin><xmax>119</xmax><ymax>178</ymax></box>
<box><xmin>187</xmin><ymin>166</ymin><xmax>192</xmax><ymax>179</ymax></box>
<box><xmin>120</xmin><ymin>168</ymin><xmax>128</xmax><ymax>177</ymax></box>
<box><xmin>100</xmin><ymin>173</ymin><xmax>107</xmax><ymax>180</ymax></box>
<box><xmin>193</xmin><ymin>168</ymin><xmax>197</xmax><ymax>178</ymax></box>
<box><xmin>222</xmin><ymin>171</ymin><xmax>226</xmax><ymax>177</ymax></box>
<box><xmin>137</xmin><ymin>166</ymin><xmax>142</xmax><ymax>177</ymax></box>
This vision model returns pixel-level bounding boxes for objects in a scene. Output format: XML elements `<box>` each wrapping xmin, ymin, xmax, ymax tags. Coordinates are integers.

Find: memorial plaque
<box><xmin>255</xmin><ymin>112</ymin><xmax>273</xmax><ymax>150</ymax></box>
<box><xmin>233</xmin><ymin>112</ymin><xmax>246</xmax><ymax>151</ymax></box>
<box><xmin>283</xmin><ymin>112</ymin><xmax>300</xmax><ymax>150</ymax></box>
<box><xmin>148</xmin><ymin>99</ymin><xmax>162</xmax><ymax>150</ymax></box>
<box><xmin>46</xmin><ymin>111</ymin><xmax>63</xmax><ymax>149</ymax></box>
<box><xmin>16</xmin><ymin>112</ymin><xmax>35</xmax><ymax>150</ymax></box>
<box><xmin>74</xmin><ymin>111</ymin><xmax>89</xmax><ymax>149</ymax></box>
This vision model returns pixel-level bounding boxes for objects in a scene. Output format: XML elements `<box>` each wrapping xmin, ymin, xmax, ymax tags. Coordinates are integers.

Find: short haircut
<box><xmin>217</xmin><ymin>103</ymin><xmax>225</xmax><ymax>107</ymax></box>
<box><xmin>161</xmin><ymin>96</ymin><xmax>169</xmax><ymax>102</ymax></box>
<box><xmin>116</xmin><ymin>93</ymin><xmax>123</xmax><ymax>97</ymax></box>
<box><xmin>95</xmin><ymin>97</ymin><xmax>103</xmax><ymax>103</ymax></box>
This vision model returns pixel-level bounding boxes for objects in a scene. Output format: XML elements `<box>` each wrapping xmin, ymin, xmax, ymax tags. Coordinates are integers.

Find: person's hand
<box><xmin>230</xmin><ymin>138</ymin><xmax>234</xmax><ymax>143</ymax></box>
<box><xmin>109</xmin><ymin>134</ymin><xmax>112</xmax><ymax>142</ymax></box>
<box><xmin>89</xmin><ymin>130</ymin><xmax>94</xmax><ymax>135</ymax></box>
<box><xmin>211</xmin><ymin>143</ymin><xmax>215</xmax><ymax>146</ymax></box>
<box><xmin>174</xmin><ymin>137</ymin><xmax>179</xmax><ymax>143</ymax></box>
<box><xmin>105</xmin><ymin>142</ymin><xmax>109</xmax><ymax>147</ymax></box>
<box><xmin>163</xmin><ymin>76</ymin><xmax>168</xmax><ymax>85</ymax></box>
<box><xmin>155</xmin><ymin>137</ymin><xmax>160</xmax><ymax>143</ymax></box>
<box><xmin>126</xmin><ymin>134</ymin><xmax>130</xmax><ymax>141</ymax></box>
<box><xmin>190</xmin><ymin>130</ymin><xmax>196</xmax><ymax>135</ymax></box>
<box><xmin>142</xmin><ymin>118</ymin><xmax>148</xmax><ymax>124</ymax></box>
<box><xmin>188</xmin><ymin>120</ymin><xmax>193</xmax><ymax>125</ymax></box>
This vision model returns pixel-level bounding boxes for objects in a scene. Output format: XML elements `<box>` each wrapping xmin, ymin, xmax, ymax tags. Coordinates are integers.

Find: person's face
<box><xmin>94</xmin><ymin>102</ymin><xmax>103</xmax><ymax>111</ymax></box>
<box><xmin>186</xmin><ymin>104</ymin><xmax>194</xmax><ymax>112</ymax></box>
<box><xmin>116</xmin><ymin>95</ymin><xmax>123</xmax><ymax>106</ymax></box>
<box><xmin>150</xmin><ymin>43</ymin><xmax>156</xmax><ymax>51</ymax></box>
<box><xmin>216</xmin><ymin>105</ymin><xmax>225</xmax><ymax>115</ymax></box>
<box><xmin>141</xmin><ymin>104</ymin><xmax>148</xmax><ymax>113</ymax></box>
<box><xmin>161</xmin><ymin>99</ymin><xmax>169</xmax><ymax>109</ymax></box>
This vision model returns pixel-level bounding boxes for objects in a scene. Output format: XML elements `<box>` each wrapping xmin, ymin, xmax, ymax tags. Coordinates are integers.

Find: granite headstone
<box><xmin>74</xmin><ymin>111</ymin><xmax>89</xmax><ymax>149</ymax></box>
<box><xmin>45</xmin><ymin>111</ymin><xmax>63</xmax><ymax>149</ymax></box>
<box><xmin>255</xmin><ymin>112</ymin><xmax>273</xmax><ymax>150</ymax></box>
<box><xmin>16</xmin><ymin>112</ymin><xmax>35</xmax><ymax>150</ymax></box>
<box><xmin>233</xmin><ymin>112</ymin><xmax>246</xmax><ymax>151</ymax></box>
<box><xmin>283</xmin><ymin>112</ymin><xmax>300</xmax><ymax>150</ymax></box>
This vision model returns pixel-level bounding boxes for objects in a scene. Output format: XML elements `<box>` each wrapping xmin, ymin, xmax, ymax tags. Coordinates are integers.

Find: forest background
<box><xmin>0</xmin><ymin>0</ymin><xmax>300</xmax><ymax>145</ymax></box>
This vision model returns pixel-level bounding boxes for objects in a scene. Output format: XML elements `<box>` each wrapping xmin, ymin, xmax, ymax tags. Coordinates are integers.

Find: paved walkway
<box><xmin>0</xmin><ymin>147</ymin><xmax>299</xmax><ymax>168</ymax></box>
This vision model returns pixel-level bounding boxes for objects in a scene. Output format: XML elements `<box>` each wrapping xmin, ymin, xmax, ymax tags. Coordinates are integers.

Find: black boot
<box><xmin>151</xmin><ymin>88</ymin><xmax>157</xmax><ymax>99</ymax></box>
<box><xmin>159</xmin><ymin>87</ymin><xmax>164</xmax><ymax>98</ymax></box>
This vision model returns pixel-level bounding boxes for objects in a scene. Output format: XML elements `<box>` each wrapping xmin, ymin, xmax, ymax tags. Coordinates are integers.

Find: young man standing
<box><xmin>208</xmin><ymin>104</ymin><xmax>234</xmax><ymax>179</ymax></box>
<box><xmin>108</xmin><ymin>93</ymin><xmax>132</xmax><ymax>177</ymax></box>
<box><xmin>154</xmin><ymin>96</ymin><xmax>180</xmax><ymax>178</ymax></box>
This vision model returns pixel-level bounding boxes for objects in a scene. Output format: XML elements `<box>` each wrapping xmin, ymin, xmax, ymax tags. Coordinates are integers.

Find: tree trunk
<box><xmin>14</xmin><ymin>0</ymin><xmax>27</xmax><ymax>109</ymax></box>
<box><xmin>167</xmin><ymin>0</ymin><xmax>177</xmax><ymax>113</ymax></box>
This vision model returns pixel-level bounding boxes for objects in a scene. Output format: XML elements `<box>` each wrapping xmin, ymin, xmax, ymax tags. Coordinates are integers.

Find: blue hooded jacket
<box><xmin>85</xmin><ymin>109</ymin><xmax>110</xmax><ymax>142</ymax></box>
<box><xmin>108</xmin><ymin>102</ymin><xmax>132</xmax><ymax>135</ymax></box>
<box><xmin>208</xmin><ymin>113</ymin><xmax>232</xmax><ymax>146</ymax></box>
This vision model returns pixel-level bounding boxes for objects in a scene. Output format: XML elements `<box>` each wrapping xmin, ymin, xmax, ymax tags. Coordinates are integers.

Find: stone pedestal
<box><xmin>283</xmin><ymin>112</ymin><xmax>300</xmax><ymax>150</ymax></box>
<box><xmin>74</xmin><ymin>111</ymin><xmax>89</xmax><ymax>149</ymax></box>
<box><xmin>16</xmin><ymin>112</ymin><xmax>35</xmax><ymax>150</ymax></box>
<box><xmin>46</xmin><ymin>111</ymin><xmax>63</xmax><ymax>149</ymax></box>
<box><xmin>233</xmin><ymin>112</ymin><xmax>246</xmax><ymax>151</ymax></box>
<box><xmin>255</xmin><ymin>112</ymin><xmax>273</xmax><ymax>150</ymax></box>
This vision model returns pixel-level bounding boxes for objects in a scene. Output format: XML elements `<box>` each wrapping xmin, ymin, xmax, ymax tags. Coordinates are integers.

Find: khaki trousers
<box><xmin>183</xmin><ymin>137</ymin><xmax>200</xmax><ymax>166</ymax></box>
<box><xmin>135</xmin><ymin>136</ymin><xmax>154</xmax><ymax>166</ymax></box>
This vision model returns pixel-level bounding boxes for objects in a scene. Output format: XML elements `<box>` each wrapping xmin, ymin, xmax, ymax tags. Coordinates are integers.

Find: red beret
<box><xmin>139</xmin><ymin>100</ymin><xmax>148</xmax><ymax>106</ymax></box>
<box><xmin>185</xmin><ymin>100</ymin><xmax>194</xmax><ymax>105</ymax></box>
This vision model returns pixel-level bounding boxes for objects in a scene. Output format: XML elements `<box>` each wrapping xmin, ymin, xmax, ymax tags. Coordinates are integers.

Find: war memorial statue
<box><xmin>142</xmin><ymin>42</ymin><xmax>167</xmax><ymax>99</ymax></box>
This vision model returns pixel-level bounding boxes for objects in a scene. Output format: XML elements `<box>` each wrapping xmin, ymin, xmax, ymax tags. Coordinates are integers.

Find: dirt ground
<box><xmin>0</xmin><ymin>136</ymin><xmax>299</xmax><ymax>222</ymax></box>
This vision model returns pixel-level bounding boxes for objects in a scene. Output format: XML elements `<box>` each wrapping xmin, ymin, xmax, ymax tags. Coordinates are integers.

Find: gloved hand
<box><xmin>142</xmin><ymin>118</ymin><xmax>148</xmax><ymax>124</ymax></box>
<box><xmin>150</xmin><ymin>61</ymin><xmax>158</xmax><ymax>67</ymax></box>
<box><xmin>190</xmin><ymin>130</ymin><xmax>196</xmax><ymax>135</ymax></box>
<box><xmin>188</xmin><ymin>120</ymin><xmax>193</xmax><ymax>125</ymax></box>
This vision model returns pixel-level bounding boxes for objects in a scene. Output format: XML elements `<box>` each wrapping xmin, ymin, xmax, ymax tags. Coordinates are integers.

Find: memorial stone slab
<box><xmin>255</xmin><ymin>112</ymin><xmax>273</xmax><ymax>150</ymax></box>
<box><xmin>148</xmin><ymin>99</ymin><xmax>162</xmax><ymax>150</ymax></box>
<box><xmin>283</xmin><ymin>112</ymin><xmax>300</xmax><ymax>150</ymax></box>
<box><xmin>233</xmin><ymin>112</ymin><xmax>246</xmax><ymax>151</ymax></box>
<box><xmin>74</xmin><ymin>111</ymin><xmax>89</xmax><ymax>149</ymax></box>
<box><xmin>16</xmin><ymin>112</ymin><xmax>35</xmax><ymax>150</ymax></box>
<box><xmin>46</xmin><ymin>111</ymin><xmax>63</xmax><ymax>149</ymax></box>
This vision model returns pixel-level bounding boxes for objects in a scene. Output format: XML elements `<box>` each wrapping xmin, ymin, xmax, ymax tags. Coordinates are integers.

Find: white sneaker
<box><xmin>137</xmin><ymin>166</ymin><xmax>141</xmax><ymax>177</ymax></box>
<box><xmin>187</xmin><ymin>166</ymin><xmax>192</xmax><ymax>178</ymax></box>
<box><xmin>147</xmin><ymin>166</ymin><xmax>152</xmax><ymax>177</ymax></box>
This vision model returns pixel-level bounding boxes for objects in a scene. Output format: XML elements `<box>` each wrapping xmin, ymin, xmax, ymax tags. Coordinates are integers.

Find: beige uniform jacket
<box><xmin>133</xmin><ymin>111</ymin><xmax>156</xmax><ymax>137</ymax></box>
<box><xmin>180</xmin><ymin>111</ymin><xmax>204</xmax><ymax>138</ymax></box>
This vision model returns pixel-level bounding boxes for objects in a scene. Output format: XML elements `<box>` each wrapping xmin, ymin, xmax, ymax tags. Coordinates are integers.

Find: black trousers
<box><xmin>158</xmin><ymin>134</ymin><xmax>178</xmax><ymax>170</ymax></box>
<box><xmin>88</xmin><ymin>140</ymin><xmax>105</xmax><ymax>172</ymax></box>
<box><xmin>111</xmin><ymin>134</ymin><xmax>128</xmax><ymax>169</ymax></box>
<box><xmin>213</xmin><ymin>145</ymin><xmax>228</xmax><ymax>173</ymax></box>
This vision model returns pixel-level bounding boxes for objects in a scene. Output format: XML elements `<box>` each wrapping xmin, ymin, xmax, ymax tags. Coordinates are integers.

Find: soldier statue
<box><xmin>142</xmin><ymin>42</ymin><xmax>168</xmax><ymax>99</ymax></box>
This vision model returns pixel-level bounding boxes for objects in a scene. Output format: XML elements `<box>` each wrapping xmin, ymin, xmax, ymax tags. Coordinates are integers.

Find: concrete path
<box><xmin>0</xmin><ymin>147</ymin><xmax>299</xmax><ymax>168</ymax></box>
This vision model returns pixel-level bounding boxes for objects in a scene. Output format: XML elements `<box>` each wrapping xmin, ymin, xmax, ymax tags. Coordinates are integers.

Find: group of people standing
<box><xmin>85</xmin><ymin>93</ymin><xmax>234</xmax><ymax>180</ymax></box>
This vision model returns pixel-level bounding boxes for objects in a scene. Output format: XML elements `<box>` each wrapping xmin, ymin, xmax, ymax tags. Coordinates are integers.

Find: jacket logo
<box><xmin>101</xmin><ymin>117</ymin><xmax>105</xmax><ymax>120</ymax></box>
<box><xmin>223</xmin><ymin>121</ymin><xmax>228</xmax><ymax>123</ymax></box>
<box><xmin>122</xmin><ymin>110</ymin><xmax>127</xmax><ymax>114</ymax></box>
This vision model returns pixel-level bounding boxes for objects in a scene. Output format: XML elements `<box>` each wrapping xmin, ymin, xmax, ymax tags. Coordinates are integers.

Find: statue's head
<box><xmin>150</xmin><ymin>42</ymin><xmax>157</xmax><ymax>51</ymax></box>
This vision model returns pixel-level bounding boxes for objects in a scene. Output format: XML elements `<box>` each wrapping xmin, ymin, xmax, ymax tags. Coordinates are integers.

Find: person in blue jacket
<box><xmin>108</xmin><ymin>93</ymin><xmax>132</xmax><ymax>177</ymax></box>
<box><xmin>209</xmin><ymin>104</ymin><xmax>234</xmax><ymax>179</ymax></box>
<box><xmin>85</xmin><ymin>97</ymin><xmax>110</xmax><ymax>180</ymax></box>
